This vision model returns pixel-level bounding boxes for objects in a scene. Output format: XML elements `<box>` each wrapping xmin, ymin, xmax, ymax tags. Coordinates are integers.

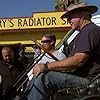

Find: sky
<box><xmin>0</xmin><ymin>0</ymin><xmax>99</xmax><ymax>18</ymax></box>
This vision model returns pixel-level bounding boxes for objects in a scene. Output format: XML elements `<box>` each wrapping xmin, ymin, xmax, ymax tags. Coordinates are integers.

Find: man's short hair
<box><xmin>42</xmin><ymin>33</ymin><xmax>56</xmax><ymax>42</ymax></box>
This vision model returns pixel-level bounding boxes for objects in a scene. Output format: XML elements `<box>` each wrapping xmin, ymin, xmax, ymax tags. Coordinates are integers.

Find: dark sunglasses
<box><xmin>68</xmin><ymin>14</ymin><xmax>80</xmax><ymax>21</ymax></box>
<box><xmin>41</xmin><ymin>40</ymin><xmax>52</xmax><ymax>43</ymax></box>
<box><xmin>67</xmin><ymin>16</ymin><xmax>73</xmax><ymax>21</ymax></box>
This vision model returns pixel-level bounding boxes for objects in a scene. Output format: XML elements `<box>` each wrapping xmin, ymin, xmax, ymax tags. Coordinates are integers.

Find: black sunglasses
<box><xmin>41</xmin><ymin>40</ymin><xmax>52</xmax><ymax>43</ymax></box>
<box><xmin>67</xmin><ymin>16</ymin><xmax>73</xmax><ymax>21</ymax></box>
<box><xmin>68</xmin><ymin>14</ymin><xmax>80</xmax><ymax>21</ymax></box>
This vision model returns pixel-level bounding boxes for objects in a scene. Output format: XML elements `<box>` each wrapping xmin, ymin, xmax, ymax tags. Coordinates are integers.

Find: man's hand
<box><xmin>32</xmin><ymin>63</ymin><xmax>48</xmax><ymax>78</ymax></box>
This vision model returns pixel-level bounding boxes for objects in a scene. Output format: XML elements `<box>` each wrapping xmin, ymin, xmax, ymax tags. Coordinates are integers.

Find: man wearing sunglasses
<box><xmin>38</xmin><ymin>33</ymin><xmax>66</xmax><ymax>64</ymax></box>
<box><xmin>24</xmin><ymin>33</ymin><xmax>66</xmax><ymax>98</ymax></box>
<box><xmin>26</xmin><ymin>2</ymin><xmax>100</xmax><ymax>100</ymax></box>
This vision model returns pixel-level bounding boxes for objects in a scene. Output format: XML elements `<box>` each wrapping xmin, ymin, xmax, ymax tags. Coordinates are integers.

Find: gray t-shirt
<box><xmin>28</xmin><ymin>50</ymin><xmax>66</xmax><ymax>80</ymax></box>
<box><xmin>39</xmin><ymin>50</ymin><xmax>66</xmax><ymax>63</ymax></box>
<box><xmin>73</xmin><ymin>23</ymin><xmax>100</xmax><ymax>80</ymax></box>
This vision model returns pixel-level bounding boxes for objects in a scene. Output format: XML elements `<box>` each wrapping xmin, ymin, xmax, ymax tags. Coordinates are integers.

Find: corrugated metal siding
<box><xmin>92</xmin><ymin>14</ymin><xmax>100</xmax><ymax>26</ymax></box>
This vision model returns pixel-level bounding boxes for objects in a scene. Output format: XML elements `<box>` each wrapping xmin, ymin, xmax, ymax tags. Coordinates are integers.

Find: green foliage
<box><xmin>55</xmin><ymin>0</ymin><xmax>85</xmax><ymax>11</ymax></box>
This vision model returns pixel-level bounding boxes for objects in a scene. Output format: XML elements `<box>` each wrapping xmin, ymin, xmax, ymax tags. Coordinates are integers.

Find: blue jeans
<box><xmin>26</xmin><ymin>71</ymin><xmax>89</xmax><ymax>100</ymax></box>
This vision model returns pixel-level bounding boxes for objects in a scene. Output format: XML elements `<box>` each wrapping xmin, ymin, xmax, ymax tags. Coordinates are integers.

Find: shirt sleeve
<box><xmin>74</xmin><ymin>27</ymin><xmax>99</xmax><ymax>55</ymax></box>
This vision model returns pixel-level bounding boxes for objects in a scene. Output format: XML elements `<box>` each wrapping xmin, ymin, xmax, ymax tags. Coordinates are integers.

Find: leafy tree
<box><xmin>55</xmin><ymin>0</ymin><xmax>84</xmax><ymax>11</ymax></box>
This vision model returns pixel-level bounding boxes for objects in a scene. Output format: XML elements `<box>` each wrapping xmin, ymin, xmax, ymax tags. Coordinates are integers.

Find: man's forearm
<box><xmin>46</xmin><ymin>53</ymin><xmax>89</xmax><ymax>71</ymax></box>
